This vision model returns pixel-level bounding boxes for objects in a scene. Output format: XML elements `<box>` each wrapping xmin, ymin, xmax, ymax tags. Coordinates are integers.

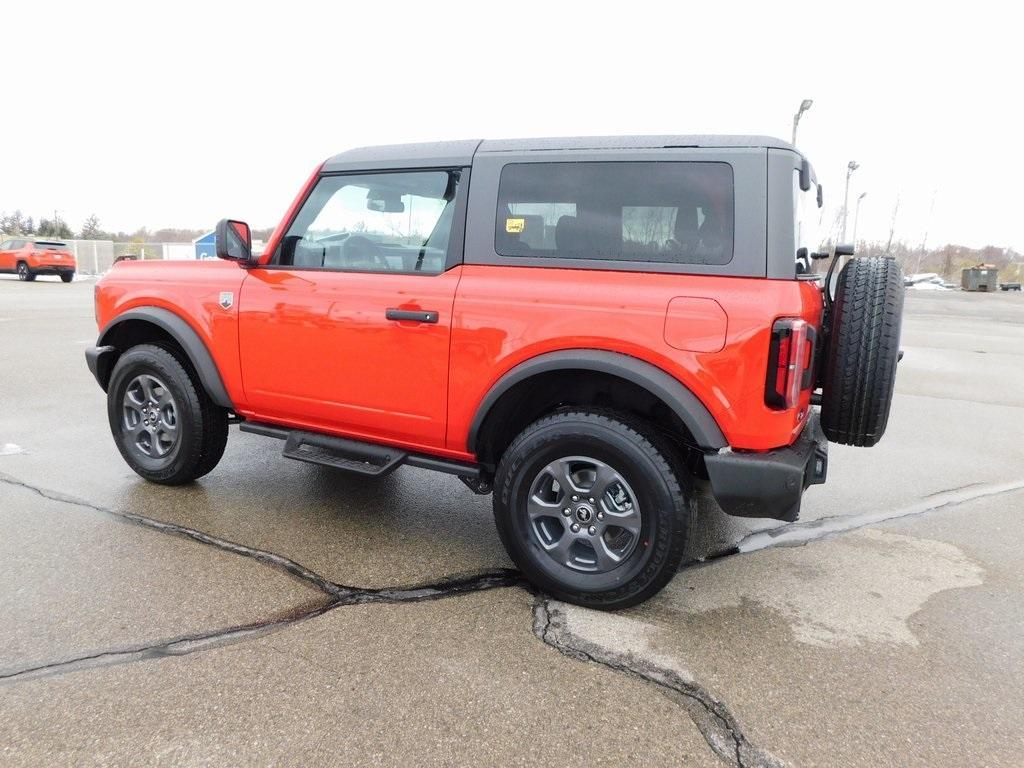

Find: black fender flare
<box><xmin>467</xmin><ymin>349</ymin><xmax>727</xmax><ymax>453</ymax></box>
<box><xmin>95</xmin><ymin>306</ymin><xmax>234</xmax><ymax>409</ymax></box>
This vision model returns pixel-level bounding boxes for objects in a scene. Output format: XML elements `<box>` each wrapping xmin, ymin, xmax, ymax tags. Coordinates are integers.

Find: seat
<box><xmin>555</xmin><ymin>215</ymin><xmax>582</xmax><ymax>253</ymax></box>
<box><xmin>496</xmin><ymin>205</ymin><xmax>532</xmax><ymax>254</ymax></box>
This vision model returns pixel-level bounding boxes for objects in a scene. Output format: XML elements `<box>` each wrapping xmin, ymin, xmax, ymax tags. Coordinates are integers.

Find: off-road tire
<box><xmin>60</xmin><ymin>272</ymin><xmax>74</xmax><ymax>283</ymax></box>
<box><xmin>820</xmin><ymin>256</ymin><xmax>904</xmax><ymax>446</ymax></box>
<box><xmin>494</xmin><ymin>410</ymin><xmax>692</xmax><ymax>610</ymax></box>
<box><xmin>17</xmin><ymin>262</ymin><xmax>35</xmax><ymax>281</ymax></box>
<box><xmin>107</xmin><ymin>344</ymin><xmax>228</xmax><ymax>484</ymax></box>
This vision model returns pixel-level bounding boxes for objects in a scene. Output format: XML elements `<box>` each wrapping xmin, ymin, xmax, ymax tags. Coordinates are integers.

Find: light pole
<box><xmin>841</xmin><ymin>161</ymin><xmax>860</xmax><ymax>243</ymax></box>
<box><xmin>791</xmin><ymin>99</ymin><xmax>813</xmax><ymax>146</ymax></box>
<box><xmin>851</xmin><ymin>192</ymin><xmax>867</xmax><ymax>245</ymax></box>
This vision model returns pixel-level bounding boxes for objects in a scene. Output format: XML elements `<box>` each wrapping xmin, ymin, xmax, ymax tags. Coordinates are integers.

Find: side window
<box><xmin>495</xmin><ymin>162</ymin><xmax>734</xmax><ymax>265</ymax></box>
<box><xmin>276</xmin><ymin>170</ymin><xmax>460</xmax><ymax>274</ymax></box>
<box><xmin>0</xmin><ymin>241</ymin><xmax>10</xmax><ymax>250</ymax></box>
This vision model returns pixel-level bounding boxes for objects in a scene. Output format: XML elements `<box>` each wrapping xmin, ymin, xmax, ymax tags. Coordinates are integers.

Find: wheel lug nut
<box><xmin>597</xmin><ymin>512</ymin><xmax>604</xmax><ymax>520</ymax></box>
<box><xmin>562</xmin><ymin>507</ymin><xmax>571</xmax><ymax>516</ymax></box>
<box><xmin>571</xmin><ymin>495</ymin><xmax>579</xmax><ymax>502</ymax></box>
<box><xmin>570</xmin><ymin>523</ymin><xmax>580</xmax><ymax>533</ymax></box>
<box><xmin>588</xmin><ymin>526</ymin><xmax>596</xmax><ymax>535</ymax></box>
<box><xmin>588</xmin><ymin>497</ymin><xmax>595</xmax><ymax>503</ymax></box>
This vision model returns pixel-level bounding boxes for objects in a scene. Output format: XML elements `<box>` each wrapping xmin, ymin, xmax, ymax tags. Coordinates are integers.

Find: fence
<box><xmin>59</xmin><ymin>240</ymin><xmax>199</xmax><ymax>275</ymax></box>
<box><xmin>61</xmin><ymin>238</ymin><xmax>265</xmax><ymax>275</ymax></box>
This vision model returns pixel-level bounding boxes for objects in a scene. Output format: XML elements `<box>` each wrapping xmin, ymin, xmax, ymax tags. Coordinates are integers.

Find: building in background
<box><xmin>193</xmin><ymin>231</ymin><xmax>217</xmax><ymax>260</ymax></box>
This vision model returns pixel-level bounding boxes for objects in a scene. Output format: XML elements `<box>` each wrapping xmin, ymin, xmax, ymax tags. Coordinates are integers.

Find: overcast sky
<box><xmin>3</xmin><ymin>1</ymin><xmax>1020</xmax><ymax>251</ymax></box>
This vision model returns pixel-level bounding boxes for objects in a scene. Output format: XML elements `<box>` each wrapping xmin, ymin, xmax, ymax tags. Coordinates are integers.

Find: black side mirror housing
<box><xmin>215</xmin><ymin>219</ymin><xmax>253</xmax><ymax>263</ymax></box>
<box><xmin>834</xmin><ymin>243</ymin><xmax>855</xmax><ymax>257</ymax></box>
<box><xmin>799</xmin><ymin>159</ymin><xmax>812</xmax><ymax>191</ymax></box>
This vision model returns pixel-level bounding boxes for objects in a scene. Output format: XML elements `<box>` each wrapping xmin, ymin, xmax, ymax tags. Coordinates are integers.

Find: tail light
<box><xmin>764</xmin><ymin>319</ymin><xmax>815</xmax><ymax>410</ymax></box>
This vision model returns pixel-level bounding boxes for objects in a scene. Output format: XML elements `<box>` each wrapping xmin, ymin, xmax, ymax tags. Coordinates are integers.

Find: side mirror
<box><xmin>215</xmin><ymin>219</ymin><xmax>252</xmax><ymax>263</ymax></box>
<box><xmin>799</xmin><ymin>159</ymin><xmax>812</xmax><ymax>192</ymax></box>
<box><xmin>834</xmin><ymin>243</ymin><xmax>855</xmax><ymax>257</ymax></box>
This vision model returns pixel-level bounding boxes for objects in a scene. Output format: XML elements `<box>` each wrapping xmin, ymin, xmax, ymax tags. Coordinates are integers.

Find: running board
<box><xmin>282</xmin><ymin>431</ymin><xmax>404</xmax><ymax>476</ymax></box>
<box><xmin>239</xmin><ymin>421</ymin><xmax>483</xmax><ymax>481</ymax></box>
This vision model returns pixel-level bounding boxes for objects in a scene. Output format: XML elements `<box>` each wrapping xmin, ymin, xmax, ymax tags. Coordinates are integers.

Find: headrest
<box><xmin>555</xmin><ymin>215</ymin><xmax>581</xmax><ymax>252</ymax></box>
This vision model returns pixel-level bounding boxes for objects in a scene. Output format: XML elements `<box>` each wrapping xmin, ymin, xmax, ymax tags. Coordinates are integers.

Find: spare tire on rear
<box><xmin>820</xmin><ymin>256</ymin><xmax>904</xmax><ymax>447</ymax></box>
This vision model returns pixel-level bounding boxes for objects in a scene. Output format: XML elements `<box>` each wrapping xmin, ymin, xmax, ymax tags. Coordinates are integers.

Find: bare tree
<box><xmin>884</xmin><ymin>196</ymin><xmax>900</xmax><ymax>256</ymax></box>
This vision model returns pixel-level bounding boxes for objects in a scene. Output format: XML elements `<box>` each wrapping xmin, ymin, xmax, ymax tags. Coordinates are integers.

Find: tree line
<box><xmin>0</xmin><ymin>210</ymin><xmax>274</xmax><ymax>244</ymax></box>
<box><xmin>3</xmin><ymin>207</ymin><xmax>1018</xmax><ymax>281</ymax></box>
<box><xmin>857</xmin><ymin>241</ymin><xmax>1022</xmax><ymax>283</ymax></box>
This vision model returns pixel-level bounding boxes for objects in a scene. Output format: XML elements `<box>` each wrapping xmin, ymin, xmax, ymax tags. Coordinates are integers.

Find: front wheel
<box><xmin>493</xmin><ymin>410</ymin><xmax>691</xmax><ymax>610</ymax></box>
<box><xmin>17</xmin><ymin>263</ymin><xmax>35</xmax><ymax>281</ymax></box>
<box><xmin>107</xmin><ymin>344</ymin><xmax>228</xmax><ymax>485</ymax></box>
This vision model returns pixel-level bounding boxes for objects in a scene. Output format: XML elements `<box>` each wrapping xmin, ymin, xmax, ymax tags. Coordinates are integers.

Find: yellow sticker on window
<box><xmin>505</xmin><ymin>217</ymin><xmax>525</xmax><ymax>234</ymax></box>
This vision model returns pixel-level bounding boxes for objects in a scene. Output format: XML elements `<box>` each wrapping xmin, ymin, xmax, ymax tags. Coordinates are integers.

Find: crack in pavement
<box><xmin>0</xmin><ymin>569</ymin><xmax>525</xmax><ymax>683</ymax></box>
<box><xmin>0</xmin><ymin>471</ymin><xmax>346</xmax><ymax>598</ymax></box>
<box><xmin>533</xmin><ymin>598</ymin><xmax>785</xmax><ymax>768</ymax></box>
<box><xmin>7</xmin><ymin>474</ymin><xmax>1022</xmax><ymax>764</ymax></box>
<box><xmin>0</xmin><ymin>599</ymin><xmax>338</xmax><ymax>683</ymax></box>
<box><xmin>707</xmin><ymin>478</ymin><xmax>1024</xmax><ymax>559</ymax></box>
<box><xmin>0</xmin><ymin>472</ymin><xmax>780</xmax><ymax>764</ymax></box>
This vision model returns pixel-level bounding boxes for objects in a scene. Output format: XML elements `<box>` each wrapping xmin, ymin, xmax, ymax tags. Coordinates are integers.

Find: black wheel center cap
<box><xmin>574</xmin><ymin>504</ymin><xmax>593</xmax><ymax>524</ymax></box>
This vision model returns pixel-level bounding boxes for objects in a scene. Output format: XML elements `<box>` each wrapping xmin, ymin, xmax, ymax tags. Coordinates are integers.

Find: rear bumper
<box><xmin>705</xmin><ymin>413</ymin><xmax>828</xmax><ymax>522</ymax></box>
<box><xmin>85</xmin><ymin>345</ymin><xmax>117</xmax><ymax>391</ymax></box>
<box><xmin>29</xmin><ymin>264</ymin><xmax>76</xmax><ymax>275</ymax></box>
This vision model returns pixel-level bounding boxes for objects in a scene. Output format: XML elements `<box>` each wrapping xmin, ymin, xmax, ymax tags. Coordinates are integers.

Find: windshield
<box><xmin>794</xmin><ymin>170</ymin><xmax>824</xmax><ymax>257</ymax></box>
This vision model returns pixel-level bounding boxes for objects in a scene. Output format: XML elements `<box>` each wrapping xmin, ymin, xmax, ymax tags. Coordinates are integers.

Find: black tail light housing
<box><xmin>765</xmin><ymin>319</ymin><xmax>816</xmax><ymax>410</ymax></box>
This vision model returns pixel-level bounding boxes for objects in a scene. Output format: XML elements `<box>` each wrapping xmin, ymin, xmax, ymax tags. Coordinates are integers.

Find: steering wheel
<box><xmin>341</xmin><ymin>235</ymin><xmax>388</xmax><ymax>270</ymax></box>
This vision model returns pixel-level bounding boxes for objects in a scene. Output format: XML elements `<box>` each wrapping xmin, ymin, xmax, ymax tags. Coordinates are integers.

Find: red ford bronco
<box><xmin>86</xmin><ymin>136</ymin><xmax>903</xmax><ymax>608</ymax></box>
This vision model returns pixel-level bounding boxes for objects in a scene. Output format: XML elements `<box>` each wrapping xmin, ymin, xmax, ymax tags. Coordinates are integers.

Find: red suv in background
<box><xmin>0</xmin><ymin>238</ymin><xmax>77</xmax><ymax>282</ymax></box>
<box><xmin>85</xmin><ymin>136</ymin><xmax>904</xmax><ymax>608</ymax></box>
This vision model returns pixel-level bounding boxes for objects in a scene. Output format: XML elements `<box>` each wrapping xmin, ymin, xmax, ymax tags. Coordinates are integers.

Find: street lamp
<box><xmin>791</xmin><ymin>99</ymin><xmax>813</xmax><ymax>146</ymax></box>
<box><xmin>841</xmin><ymin>160</ymin><xmax>860</xmax><ymax>243</ymax></box>
<box><xmin>852</xmin><ymin>192</ymin><xmax>867</xmax><ymax>245</ymax></box>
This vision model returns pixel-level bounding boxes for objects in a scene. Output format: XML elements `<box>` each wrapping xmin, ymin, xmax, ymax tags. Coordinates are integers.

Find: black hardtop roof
<box><xmin>322</xmin><ymin>135</ymin><xmax>797</xmax><ymax>171</ymax></box>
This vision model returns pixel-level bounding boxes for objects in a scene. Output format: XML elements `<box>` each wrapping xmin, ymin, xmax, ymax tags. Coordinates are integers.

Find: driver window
<box><xmin>276</xmin><ymin>170</ymin><xmax>458</xmax><ymax>274</ymax></box>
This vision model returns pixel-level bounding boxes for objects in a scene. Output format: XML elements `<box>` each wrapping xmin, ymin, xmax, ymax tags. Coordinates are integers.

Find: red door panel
<box><xmin>238</xmin><ymin>266</ymin><xmax>462</xmax><ymax>451</ymax></box>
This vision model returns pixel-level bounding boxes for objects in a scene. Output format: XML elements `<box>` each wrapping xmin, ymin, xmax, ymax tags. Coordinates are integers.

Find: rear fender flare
<box><xmin>467</xmin><ymin>350</ymin><xmax>727</xmax><ymax>453</ymax></box>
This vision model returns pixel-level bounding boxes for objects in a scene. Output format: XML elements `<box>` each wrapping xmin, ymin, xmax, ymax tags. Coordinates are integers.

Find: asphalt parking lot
<box><xmin>2</xmin><ymin>275</ymin><xmax>1023</xmax><ymax>767</ymax></box>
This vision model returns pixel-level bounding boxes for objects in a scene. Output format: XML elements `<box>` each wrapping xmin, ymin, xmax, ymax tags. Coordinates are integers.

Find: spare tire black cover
<box><xmin>820</xmin><ymin>256</ymin><xmax>904</xmax><ymax>446</ymax></box>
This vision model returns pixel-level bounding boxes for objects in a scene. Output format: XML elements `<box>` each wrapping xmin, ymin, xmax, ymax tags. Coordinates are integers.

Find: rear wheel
<box><xmin>17</xmin><ymin>262</ymin><xmax>34</xmax><ymax>282</ymax></box>
<box><xmin>820</xmin><ymin>256</ymin><xmax>904</xmax><ymax>446</ymax></box>
<box><xmin>60</xmin><ymin>272</ymin><xmax>74</xmax><ymax>283</ymax></box>
<box><xmin>107</xmin><ymin>344</ymin><xmax>228</xmax><ymax>484</ymax></box>
<box><xmin>493</xmin><ymin>410</ymin><xmax>691</xmax><ymax>610</ymax></box>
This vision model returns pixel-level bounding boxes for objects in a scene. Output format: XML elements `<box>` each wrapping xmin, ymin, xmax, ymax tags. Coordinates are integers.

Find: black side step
<box><xmin>282</xmin><ymin>431</ymin><xmax>406</xmax><ymax>477</ymax></box>
<box><xmin>239</xmin><ymin>421</ymin><xmax>484</xmax><ymax>482</ymax></box>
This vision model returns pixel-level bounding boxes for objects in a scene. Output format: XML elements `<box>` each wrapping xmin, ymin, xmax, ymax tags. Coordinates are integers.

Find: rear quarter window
<box><xmin>495</xmin><ymin>161</ymin><xmax>734</xmax><ymax>265</ymax></box>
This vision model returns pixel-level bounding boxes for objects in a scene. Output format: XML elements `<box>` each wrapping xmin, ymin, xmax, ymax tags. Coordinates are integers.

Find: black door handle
<box><xmin>386</xmin><ymin>308</ymin><xmax>439</xmax><ymax>323</ymax></box>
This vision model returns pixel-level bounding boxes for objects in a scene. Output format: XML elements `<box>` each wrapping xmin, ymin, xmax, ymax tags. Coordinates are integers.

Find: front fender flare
<box><xmin>95</xmin><ymin>306</ymin><xmax>233</xmax><ymax>409</ymax></box>
<box><xmin>467</xmin><ymin>349</ymin><xmax>727</xmax><ymax>453</ymax></box>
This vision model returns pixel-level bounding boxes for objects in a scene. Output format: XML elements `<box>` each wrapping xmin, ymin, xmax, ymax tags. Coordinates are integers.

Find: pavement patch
<box><xmin>664</xmin><ymin>528</ymin><xmax>984</xmax><ymax>647</ymax></box>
